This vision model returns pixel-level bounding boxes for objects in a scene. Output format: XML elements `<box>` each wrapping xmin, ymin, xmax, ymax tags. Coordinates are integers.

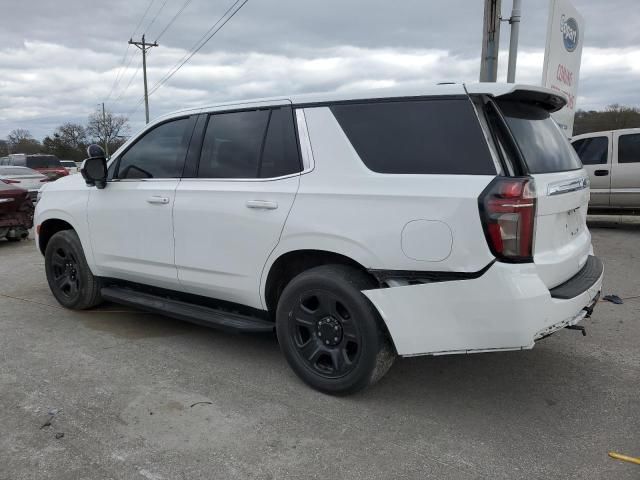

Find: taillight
<box><xmin>2</xmin><ymin>179</ymin><xmax>20</xmax><ymax>184</ymax></box>
<box><xmin>479</xmin><ymin>177</ymin><xmax>536</xmax><ymax>262</ymax></box>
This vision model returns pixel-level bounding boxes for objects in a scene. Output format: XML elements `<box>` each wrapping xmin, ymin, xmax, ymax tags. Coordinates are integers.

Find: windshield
<box><xmin>497</xmin><ymin>100</ymin><xmax>581</xmax><ymax>174</ymax></box>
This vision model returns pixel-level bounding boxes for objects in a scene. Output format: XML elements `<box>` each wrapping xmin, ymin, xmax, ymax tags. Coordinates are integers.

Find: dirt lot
<box><xmin>1</xmin><ymin>219</ymin><xmax>639</xmax><ymax>480</ymax></box>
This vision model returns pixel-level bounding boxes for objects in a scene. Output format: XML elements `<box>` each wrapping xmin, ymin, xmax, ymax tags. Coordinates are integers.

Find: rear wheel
<box><xmin>45</xmin><ymin>230</ymin><xmax>102</xmax><ymax>309</ymax></box>
<box><xmin>276</xmin><ymin>265</ymin><xmax>395</xmax><ymax>395</ymax></box>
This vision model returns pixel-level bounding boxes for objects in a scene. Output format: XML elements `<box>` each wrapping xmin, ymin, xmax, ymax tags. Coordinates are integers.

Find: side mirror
<box><xmin>81</xmin><ymin>144</ymin><xmax>107</xmax><ymax>189</ymax></box>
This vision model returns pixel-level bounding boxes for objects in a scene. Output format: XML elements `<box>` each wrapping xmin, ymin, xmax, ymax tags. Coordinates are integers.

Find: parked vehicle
<box><xmin>0</xmin><ymin>166</ymin><xmax>50</xmax><ymax>203</ymax></box>
<box><xmin>60</xmin><ymin>160</ymin><xmax>80</xmax><ymax>175</ymax></box>
<box><xmin>571</xmin><ymin>128</ymin><xmax>640</xmax><ymax>211</ymax></box>
<box><xmin>0</xmin><ymin>182</ymin><xmax>33</xmax><ymax>241</ymax></box>
<box><xmin>2</xmin><ymin>154</ymin><xmax>68</xmax><ymax>180</ymax></box>
<box><xmin>35</xmin><ymin>83</ymin><xmax>603</xmax><ymax>394</ymax></box>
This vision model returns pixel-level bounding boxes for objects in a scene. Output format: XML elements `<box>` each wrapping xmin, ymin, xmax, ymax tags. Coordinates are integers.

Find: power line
<box><xmin>112</xmin><ymin>60</ymin><xmax>144</xmax><ymax>103</ymax></box>
<box><xmin>129</xmin><ymin>35</ymin><xmax>159</xmax><ymax>123</ymax></box>
<box><xmin>149</xmin><ymin>0</ymin><xmax>248</xmax><ymax>98</ymax></box>
<box><xmin>144</xmin><ymin>0</ymin><xmax>169</xmax><ymax>37</ymax></box>
<box><xmin>127</xmin><ymin>0</ymin><xmax>249</xmax><ymax>118</ymax></box>
<box><xmin>154</xmin><ymin>0</ymin><xmax>194</xmax><ymax>42</ymax></box>
<box><xmin>104</xmin><ymin>0</ymin><xmax>157</xmax><ymax>102</ymax></box>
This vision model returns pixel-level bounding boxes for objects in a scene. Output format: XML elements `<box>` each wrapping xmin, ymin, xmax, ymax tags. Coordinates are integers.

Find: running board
<box><xmin>100</xmin><ymin>286</ymin><xmax>274</xmax><ymax>333</ymax></box>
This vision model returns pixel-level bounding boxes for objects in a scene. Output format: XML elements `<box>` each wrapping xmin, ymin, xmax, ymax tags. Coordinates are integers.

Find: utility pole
<box><xmin>101</xmin><ymin>102</ymin><xmax>109</xmax><ymax>158</ymax></box>
<box><xmin>479</xmin><ymin>0</ymin><xmax>502</xmax><ymax>82</ymax></box>
<box><xmin>128</xmin><ymin>34</ymin><xmax>158</xmax><ymax>124</ymax></box>
<box><xmin>506</xmin><ymin>0</ymin><xmax>522</xmax><ymax>83</ymax></box>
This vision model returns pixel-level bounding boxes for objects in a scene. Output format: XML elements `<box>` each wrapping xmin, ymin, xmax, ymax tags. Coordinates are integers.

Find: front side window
<box><xmin>572</xmin><ymin>137</ymin><xmax>608</xmax><ymax>165</ymax></box>
<box><xmin>117</xmin><ymin>118</ymin><xmax>189</xmax><ymax>179</ymax></box>
<box><xmin>618</xmin><ymin>134</ymin><xmax>640</xmax><ymax>164</ymax></box>
<box><xmin>197</xmin><ymin>106</ymin><xmax>301</xmax><ymax>179</ymax></box>
<box><xmin>330</xmin><ymin>99</ymin><xmax>496</xmax><ymax>175</ymax></box>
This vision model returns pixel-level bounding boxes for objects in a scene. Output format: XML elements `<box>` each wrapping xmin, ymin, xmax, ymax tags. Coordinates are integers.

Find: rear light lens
<box><xmin>1</xmin><ymin>179</ymin><xmax>20</xmax><ymax>184</ymax></box>
<box><xmin>479</xmin><ymin>177</ymin><xmax>536</xmax><ymax>262</ymax></box>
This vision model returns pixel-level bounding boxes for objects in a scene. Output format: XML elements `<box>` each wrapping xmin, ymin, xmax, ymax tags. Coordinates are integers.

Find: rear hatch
<box><xmin>495</xmin><ymin>96</ymin><xmax>591</xmax><ymax>289</ymax></box>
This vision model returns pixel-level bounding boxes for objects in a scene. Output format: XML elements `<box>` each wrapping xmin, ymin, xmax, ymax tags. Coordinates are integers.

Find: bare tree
<box><xmin>7</xmin><ymin>128</ymin><xmax>33</xmax><ymax>146</ymax></box>
<box><xmin>6</xmin><ymin>128</ymin><xmax>41</xmax><ymax>154</ymax></box>
<box><xmin>86</xmin><ymin>108</ymin><xmax>129</xmax><ymax>157</ymax></box>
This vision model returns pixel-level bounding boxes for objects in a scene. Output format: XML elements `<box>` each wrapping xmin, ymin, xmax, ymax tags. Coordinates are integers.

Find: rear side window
<box><xmin>198</xmin><ymin>106</ymin><xmax>301</xmax><ymax>179</ymax></box>
<box><xmin>618</xmin><ymin>134</ymin><xmax>640</xmax><ymax>164</ymax></box>
<box><xmin>572</xmin><ymin>137</ymin><xmax>608</xmax><ymax>165</ymax></box>
<box><xmin>497</xmin><ymin>101</ymin><xmax>581</xmax><ymax>173</ymax></box>
<box><xmin>330</xmin><ymin>99</ymin><xmax>496</xmax><ymax>175</ymax></box>
<box><xmin>117</xmin><ymin>118</ymin><xmax>189</xmax><ymax>179</ymax></box>
<box><xmin>26</xmin><ymin>156</ymin><xmax>61</xmax><ymax>168</ymax></box>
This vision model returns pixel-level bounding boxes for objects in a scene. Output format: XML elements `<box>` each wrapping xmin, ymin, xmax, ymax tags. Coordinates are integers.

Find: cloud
<box><xmin>0</xmin><ymin>0</ymin><xmax>639</xmax><ymax>139</ymax></box>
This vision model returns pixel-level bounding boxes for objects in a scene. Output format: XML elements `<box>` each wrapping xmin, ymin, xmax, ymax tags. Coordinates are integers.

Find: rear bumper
<box><xmin>362</xmin><ymin>258</ymin><xmax>603</xmax><ymax>357</ymax></box>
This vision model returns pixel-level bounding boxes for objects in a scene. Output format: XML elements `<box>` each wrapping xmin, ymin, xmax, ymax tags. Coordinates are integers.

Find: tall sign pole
<box><xmin>479</xmin><ymin>0</ymin><xmax>502</xmax><ymax>82</ymax></box>
<box><xmin>129</xmin><ymin>34</ymin><xmax>158</xmax><ymax>124</ymax></box>
<box><xmin>506</xmin><ymin>0</ymin><xmax>522</xmax><ymax>82</ymax></box>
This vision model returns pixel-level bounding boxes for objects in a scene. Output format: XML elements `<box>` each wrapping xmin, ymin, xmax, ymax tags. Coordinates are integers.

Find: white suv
<box><xmin>35</xmin><ymin>83</ymin><xmax>603</xmax><ymax>394</ymax></box>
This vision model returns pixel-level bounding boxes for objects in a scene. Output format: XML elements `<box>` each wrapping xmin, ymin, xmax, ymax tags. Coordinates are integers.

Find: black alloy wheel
<box><xmin>290</xmin><ymin>289</ymin><xmax>361</xmax><ymax>379</ymax></box>
<box><xmin>276</xmin><ymin>264</ymin><xmax>395</xmax><ymax>395</ymax></box>
<box><xmin>45</xmin><ymin>230</ymin><xmax>102</xmax><ymax>310</ymax></box>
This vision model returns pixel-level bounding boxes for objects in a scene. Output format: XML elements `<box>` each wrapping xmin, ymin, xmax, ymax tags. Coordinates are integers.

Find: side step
<box><xmin>101</xmin><ymin>286</ymin><xmax>274</xmax><ymax>333</ymax></box>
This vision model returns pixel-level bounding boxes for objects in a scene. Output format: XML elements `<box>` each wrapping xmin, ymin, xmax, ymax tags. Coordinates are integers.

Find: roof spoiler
<box><xmin>496</xmin><ymin>89</ymin><xmax>567</xmax><ymax>113</ymax></box>
<box><xmin>464</xmin><ymin>83</ymin><xmax>567</xmax><ymax>113</ymax></box>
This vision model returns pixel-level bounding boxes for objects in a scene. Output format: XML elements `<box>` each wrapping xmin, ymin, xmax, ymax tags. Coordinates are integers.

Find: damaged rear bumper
<box><xmin>362</xmin><ymin>259</ymin><xmax>603</xmax><ymax>357</ymax></box>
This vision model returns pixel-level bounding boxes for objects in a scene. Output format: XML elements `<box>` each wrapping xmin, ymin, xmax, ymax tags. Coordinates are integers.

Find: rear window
<box><xmin>26</xmin><ymin>155</ymin><xmax>62</xmax><ymax>169</ymax></box>
<box><xmin>497</xmin><ymin>101</ymin><xmax>581</xmax><ymax>173</ymax></box>
<box><xmin>330</xmin><ymin>98</ymin><xmax>496</xmax><ymax>175</ymax></box>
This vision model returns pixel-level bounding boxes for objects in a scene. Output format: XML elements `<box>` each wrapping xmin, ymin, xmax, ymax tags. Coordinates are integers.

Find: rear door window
<box><xmin>197</xmin><ymin>106</ymin><xmax>301</xmax><ymax>179</ymax></box>
<box><xmin>572</xmin><ymin>137</ymin><xmax>608</xmax><ymax>165</ymax></box>
<box><xmin>618</xmin><ymin>133</ymin><xmax>640</xmax><ymax>164</ymax></box>
<box><xmin>330</xmin><ymin>98</ymin><xmax>496</xmax><ymax>175</ymax></box>
<box><xmin>497</xmin><ymin>101</ymin><xmax>581</xmax><ymax>173</ymax></box>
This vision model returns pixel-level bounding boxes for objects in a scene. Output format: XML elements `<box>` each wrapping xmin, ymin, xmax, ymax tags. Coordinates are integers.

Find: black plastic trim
<box><xmin>368</xmin><ymin>260</ymin><xmax>495</xmax><ymax>286</ymax></box>
<box><xmin>294</xmin><ymin>94</ymin><xmax>468</xmax><ymax>109</ymax></box>
<box><xmin>549</xmin><ymin>255</ymin><xmax>603</xmax><ymax>300</ymax></box>
<box><xmin>100</xmin><ymin>285</ymin><xmax>274</xmax><ymax>333</ymax></box>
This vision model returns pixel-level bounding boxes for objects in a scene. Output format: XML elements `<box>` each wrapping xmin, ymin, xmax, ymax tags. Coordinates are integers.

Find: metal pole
<box><xmin>141</xmin><ymin>34</ymin><xmax>150</xmax><ymax>124</ymax></box>
<box><xmin>506</xmin><ymin>0</ymin><xmax>522</xmax><ymax>83</ymax></box>
<box><xmin>101</xmin><ymin>102</ymin><xmax>109</xmax><ymax>157</ymax></box>
<box><xmin>129</xmin><ymin>35</ymin><xmax>158</xmax><ymax>124</ymax></box>
<box><xmin>480</xmin><ymin>0</ymin><xmax>502</xmax><ymax>82</ymax></box>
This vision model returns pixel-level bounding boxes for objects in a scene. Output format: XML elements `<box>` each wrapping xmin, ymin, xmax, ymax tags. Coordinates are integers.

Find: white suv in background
<box><xmin>34</xmin><ymin>83</ymin><xmax>603</xmax><ymax>394</ymax></box>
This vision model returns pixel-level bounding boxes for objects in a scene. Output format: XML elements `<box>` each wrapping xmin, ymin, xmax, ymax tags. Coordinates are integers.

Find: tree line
<box><xmin>0</xmin><ymin>107</ymin><xmax>130</xmax><ymax>161</ymax></box>
<box><xmin>573</xmin><ymin>104</ymin><xmax>640</xmax><ymax>136</ymax></box>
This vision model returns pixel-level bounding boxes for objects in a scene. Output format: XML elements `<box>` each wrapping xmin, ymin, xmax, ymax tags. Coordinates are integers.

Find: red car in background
<box><xmin>1</xmin><ymin>154</ymin><xmax>68</xmax><ymax>180</ymax></box>
<box><xmin>0</xmin><ymin>181</ymin><xmax>33</xmax><ymax>241</ymax></box>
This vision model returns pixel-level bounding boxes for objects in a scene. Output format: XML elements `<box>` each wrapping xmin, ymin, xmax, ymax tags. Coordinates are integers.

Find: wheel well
<box><xmin>264</xmin><ymin>250</ymin><xmax>378</xmax><ymax>316</ymax></box>
<box><xmin>38</xmin><ymin>219</ymin><xmax>74</xmax><ymax>254</ymax></box>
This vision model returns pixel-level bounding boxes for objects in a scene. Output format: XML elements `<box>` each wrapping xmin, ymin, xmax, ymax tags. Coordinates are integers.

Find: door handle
<box><xmin>146</xmin><ymin>195</ymin><xmax>170</xmax><ymax>204</ymax></box>
<box><xmin>594</xmin><ymin>169</ymin><xmax>609</xmax><ymax>176</ymax></box>
<box><xmin>246</xmin><ymin>200</ymin><xmax>278</xmax><ymax>210</ymax></box>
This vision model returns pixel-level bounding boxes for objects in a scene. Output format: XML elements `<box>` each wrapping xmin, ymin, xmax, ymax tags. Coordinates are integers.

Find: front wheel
<box><xmin>44</xmin><ymin>230</ymin><xmax>102</xmax><ymax>310</ymax></box>
<box><xmin>276</xmin><ymin>265</ymin><xmax>395</xmax><ymax>395</ymax></box>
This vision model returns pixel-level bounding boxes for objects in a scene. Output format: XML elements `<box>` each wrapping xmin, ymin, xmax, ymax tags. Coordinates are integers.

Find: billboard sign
<box><xmin>542</xmin><ymin>0</ymin><xmax>585</xmax><ymax>137</ymax></box>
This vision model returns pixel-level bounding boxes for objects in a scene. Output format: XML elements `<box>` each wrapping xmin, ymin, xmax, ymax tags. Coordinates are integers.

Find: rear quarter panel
<box><xmin>263</xmin><ymin>106</ymin><xmax>496</xmax><ymax>292</ymax></box>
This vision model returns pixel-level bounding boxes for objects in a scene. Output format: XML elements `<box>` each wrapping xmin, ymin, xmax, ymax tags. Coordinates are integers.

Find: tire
<box><xmin>276</xmin><ymin>264</ymin><xmax>395</xmax><ymax>395</ymax></box>
<box><xmin>44</xmin><ymin>230</ymin><xmax>103</xmax><ymax>310</ymax></box>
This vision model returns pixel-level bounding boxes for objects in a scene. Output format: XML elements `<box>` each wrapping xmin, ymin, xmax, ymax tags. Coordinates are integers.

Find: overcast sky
<box><xmin>1</xmin><ymin>0</ymin><xmax>638</xmax><ymax>139</ymax></box>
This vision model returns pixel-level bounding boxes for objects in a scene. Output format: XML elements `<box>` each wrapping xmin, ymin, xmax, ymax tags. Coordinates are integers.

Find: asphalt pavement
<box><xmin>0</xmin><ymin>218</ymin><xmax>638</xmax><ymax>479</ymax></box>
